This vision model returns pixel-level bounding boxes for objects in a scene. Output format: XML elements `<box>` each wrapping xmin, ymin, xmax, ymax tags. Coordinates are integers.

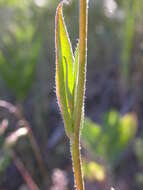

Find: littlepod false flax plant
<box><xmin>55</xmin><ymin>0</ymin><xmax>88</xmax><ymax>189</ymax></box>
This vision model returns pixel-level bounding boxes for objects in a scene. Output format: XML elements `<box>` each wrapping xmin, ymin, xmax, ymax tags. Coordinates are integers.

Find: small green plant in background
<box><xmin>82</xmin><ymin>111</ymin><xmax>137</xmax><ymax>168</ymax></box>
<box><xmin>0</xmin><ymin>25</ymin><xmax>39</xmax><ymax>101</ymax></box>
<box><xmin>55</xmin><ymin>0</ymin><xmax>88</xmax><ymax>189</ymax></box>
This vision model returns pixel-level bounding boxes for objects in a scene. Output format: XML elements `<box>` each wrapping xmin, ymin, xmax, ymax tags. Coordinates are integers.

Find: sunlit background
<box><xmin>0</xmin><ymin>0</ymin><xmax>143</xmax><ymax>189</ymax></box>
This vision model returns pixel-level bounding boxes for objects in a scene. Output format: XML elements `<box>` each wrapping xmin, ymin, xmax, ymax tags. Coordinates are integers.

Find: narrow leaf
<box><xmin>55</xmin><ymin>2</ymin><xmax>74</xmax><ymax>137</ymax></box>
<box><xmin>73</xmin><ymin>42</ymin><xmax>79</xmax><ymax>105</ymax></box>
<box><xmin>72</xmin><ymin>42</ymin><xmax>79</xmax><ymax>127</ymax></box>
<box><xmin>56</xmin><ymin>2</ymin><xmax>74</xmax><ymax>94</ymax></box>
<box><xmin>64</xmin><ymin>56</ymin><xmax>73</xmax><ymax>112</ymax></box>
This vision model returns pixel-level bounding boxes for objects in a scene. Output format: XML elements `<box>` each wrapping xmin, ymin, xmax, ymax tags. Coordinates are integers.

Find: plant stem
<box><xmin>0</xmin><ymin>100</ymin><xmax>47</xmax><ymax>179</ymax></box>
<box><xmin>74</xmin><ymin>0</ymin><xmax>88</xmax><ymax>135</ymax></box>
<box><xmin>13</xmin><ymin>153</ymin><xmax>39</xmax><ymax>190</ymax></box>
<box><xmin>71</xmin><ymin>135</ymin><xmax>84</xmax><ymax>190</ymax></box>
<box><xmin>71</xmin><ymin>0</ymin><xmax>88</xmax><ymax>189</ymax></box>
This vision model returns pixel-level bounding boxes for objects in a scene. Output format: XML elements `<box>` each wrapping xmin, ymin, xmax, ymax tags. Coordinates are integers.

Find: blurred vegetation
<box><xmin>82</xmin><ymin>111</ymin><xmax>137</xmax><ymax>189</ymax></box>
<box><xmin>121</xmin><ymin>0</ymin><xmax>137</xmax><ymax>85</ymax></box>
<box><xmin>83</xmin><ymin>111</ymin><xmax>137</xmax><ymax>166</ymax></box>
<box><xmin>0</xmin><ymin>0</ymin><xmax>143</xmax><ymax>189</ymax></box>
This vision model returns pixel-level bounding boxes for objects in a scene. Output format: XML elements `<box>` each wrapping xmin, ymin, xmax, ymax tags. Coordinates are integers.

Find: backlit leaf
<box><xmin>55</xmin><ymin>2</ymin><xmax>75</xmax><ymax>137</ymax></box>
<box><xmin>73</xmin><ymin>42</ymin><xmax>79</xmax><ymax>109</ymax></box>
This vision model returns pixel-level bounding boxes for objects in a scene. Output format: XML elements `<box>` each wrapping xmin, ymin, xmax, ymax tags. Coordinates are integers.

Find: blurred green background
<box><xmin>0</xmin><ymin>0</ymin><xmax>143</xmax><ymax>189</ymax></box>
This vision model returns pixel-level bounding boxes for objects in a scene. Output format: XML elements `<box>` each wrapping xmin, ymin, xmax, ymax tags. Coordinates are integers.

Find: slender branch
<box><xmin>74</xmin><ymin>0</ymin><xmax>88</xmax><ymax>135</ymax></box>
<box><xmin>0</xmin><ymin>100</ymin><xmax>46</xmax><ymax>178</ymax></box>
<box><xmin>13</xmin><ymin>153</ymin><xmax>39</xmax><ymax>190</ymax></box>
<box><xmin>71</xmin><ymin>137</ymin><xmax>84</xmax><ymax>190</ymax></box>
<box><xmin>71</xmin><ymin>0</ymin><xmax>88</xmax><ymax>189</ymax></box>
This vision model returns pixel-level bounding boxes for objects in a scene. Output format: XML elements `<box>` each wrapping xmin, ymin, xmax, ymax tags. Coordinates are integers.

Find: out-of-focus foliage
<box><xmin>0</xmin><ymin>120</ymin><xmax>12</xmax><ymax>174</ymax></box>
<box><xmin>134</xmin><ymin>137</ymin><xmax>143</xmax><ymax>188</ymax></box>
<box><xmin>0</xmin><ymin>40</ymin><xmax>39</xmax><ymax>101</ymax></box>
<box><xmin>121</xmin><ymin>0</ymin><xmax>138</xmax><ymax>84</ymax></box>
<box><xmin>134</xmin><ymin>138</ymin><xmax>143</xmax><ymax>166</ymax></box>
<box><xmin>0</xmin><ymin>0</ymin><xmax>40</xmax><ymax>101</ymax></box>
<box><xmin>82</xmin><ymin>111</ymin><xmax>137</xmax><ymax>166</ymax></box>
<box><xmin>0</xmin><ymin>118</ymin><xmax>28</xmax><ymax>174</ymax></box>
<box><xmin>0</xmin><ymin>127</ymin><xmax>11</xmax><ymax>174</ymax></box>
<box><xmin>83</xmin><ymin>160</ymin><xmax>105</xmax><ymax>182</ymax></box>
<box><xmin>0</xmin><ymin>152</ymin><xmax>11</xmax><ymax>174</ymax></box>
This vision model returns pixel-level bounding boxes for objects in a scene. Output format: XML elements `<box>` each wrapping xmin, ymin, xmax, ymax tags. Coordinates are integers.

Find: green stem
<box><xmin>71</xmin><ymin>137</ymin><xmax>84</xmax><ymax>190</ymax></box>
<box><xmin>71</xmin><ymin>0</ymin><xmax>88</xmax><ymax>189</ymax></box>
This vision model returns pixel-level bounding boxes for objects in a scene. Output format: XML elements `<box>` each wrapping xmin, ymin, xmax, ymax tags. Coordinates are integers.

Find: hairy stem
<box><xmin>71</xmin><ymin>135</ymin><xmax>84</xmax><ymax>190</ymax></box>
<box><xmin>71</xmin><ymin>0</ymin><xmax>88</xmax><ymax>189</ymax></box>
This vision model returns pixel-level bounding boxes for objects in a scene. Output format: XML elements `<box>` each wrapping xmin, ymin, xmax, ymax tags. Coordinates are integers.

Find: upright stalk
<box><xmin>55</xmin><ymin>0</ymin><xmax>88</xmax><ymax>189</ymax></box>
<box><xmin>71</xmin><ymin>135</ymin><xmax>84</xmax><ymax>190</ymax></box>
<box><xmin>71</xmin><ymin>0</ymin><xmax>88</xmax><ymax>189</ymax></box>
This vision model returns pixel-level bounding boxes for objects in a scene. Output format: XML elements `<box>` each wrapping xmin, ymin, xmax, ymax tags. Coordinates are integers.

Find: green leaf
<box><xmin>64</xmin><ymin>56</ymin><xmax>73</xmax><ymax>113</ymax></box>
<box><xmin>82</xmin><ymin>118</ymin><xmax>101</xmax><ymax>148</ymax></box>
<box><xmin>82</xmin><ymin>112</ymin><xmax>137</xmax><ymax>167</ymax></box>
<box><xmin>0</xmin><ymin>39</ymin><xmax>39</xmax><ymax>101</ymax></box>
<box><xmin>56</xmin><ymin>2</ymin><xmax>74</xmax><ymax>93</ymax></box>
<box><xmin>73</xmin><ymin>42</ymin><xmax>79</xmax><ymax>108</ymax></box>
<box><xmin>55</xmin><ymin>2</ymin><xmax>75</xmax><ymax>137</ymax></box>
